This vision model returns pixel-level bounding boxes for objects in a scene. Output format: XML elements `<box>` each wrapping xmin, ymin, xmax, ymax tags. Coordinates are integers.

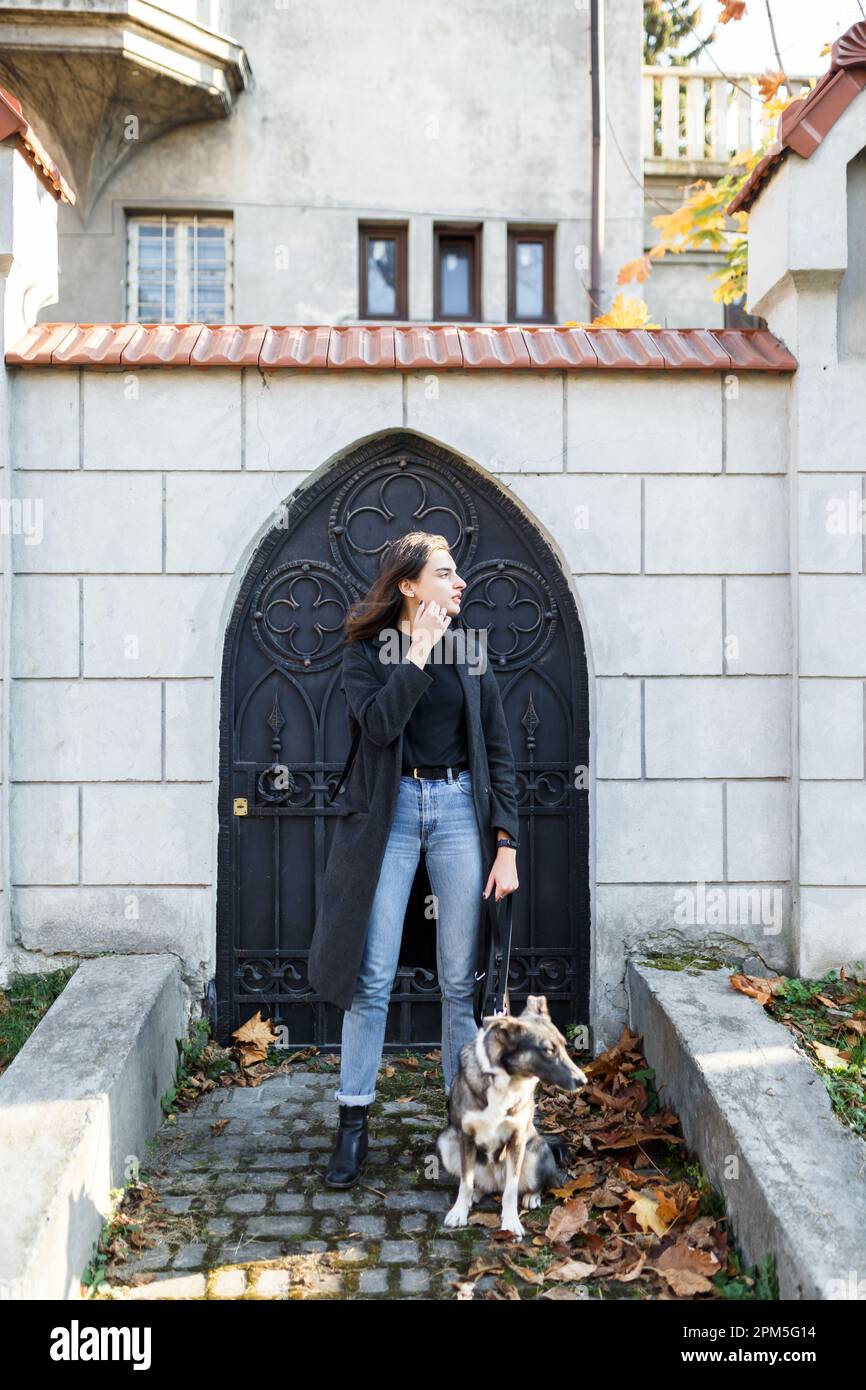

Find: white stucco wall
<box><xmin>5</xmin><ymin>361</ymin><xmax>795</xmax><ymax>1047</ymax></box>
<box><xmin>46</xmin><ymin>0</ymin><xmax>643</xmax><ymax>326</ymax></box>
<box><xmin>0</xmin><ymin>140</ymin><xmax>66</xmax><ymax>981</ymax></box>
<box><xmin>748</xmin><ymin>91</ymin><xmax>866</xmax><ymax>986</ymax></box>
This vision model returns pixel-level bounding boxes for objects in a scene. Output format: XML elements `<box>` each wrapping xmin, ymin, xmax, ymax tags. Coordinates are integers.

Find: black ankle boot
<box><xmin>324</xmin><ymin>1104</ymin><xmax>370</xmax><ymax>1188</ymax></box>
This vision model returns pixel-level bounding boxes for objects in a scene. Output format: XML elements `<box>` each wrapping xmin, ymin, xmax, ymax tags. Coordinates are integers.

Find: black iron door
<box><xmin>215</xmin><ymin>432</ymin><xmax>589</xmax><ymax>1048</ymax></box>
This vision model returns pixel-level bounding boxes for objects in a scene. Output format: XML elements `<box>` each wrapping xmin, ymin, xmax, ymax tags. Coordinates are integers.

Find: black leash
<box><xmin>475</xmin><ymin>888</ymin><xmax>514</xmax><ymax>1018</ymax></box>
<box><xmin>327</xmin><ymin>724</ymin><xmax>361</xmax><ymax>805</ymax></box>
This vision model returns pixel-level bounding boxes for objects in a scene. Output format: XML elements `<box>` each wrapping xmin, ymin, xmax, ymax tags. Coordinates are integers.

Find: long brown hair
<box><xmin>343</xmin><ymin>531</ymin><xmax>453</xmax><ymax>644</ymax></box>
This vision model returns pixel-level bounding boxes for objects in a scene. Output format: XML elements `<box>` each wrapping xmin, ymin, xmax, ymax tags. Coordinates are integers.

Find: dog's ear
<box><xmin>483</xmin><ymin>1013</ymin><xmax>522</xmax><ymax>1031</ymax></box>
<box><xmin>522</xmin><ymin>995</ymin><xmax>550</xmax><ymax>1017</ymax></box>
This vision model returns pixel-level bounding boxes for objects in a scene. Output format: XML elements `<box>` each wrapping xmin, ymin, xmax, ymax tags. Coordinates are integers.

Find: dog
<box><xmin>436</xmin><ymin>995</ymin><xmax>588</xmax><ymax>1238</ymax></box>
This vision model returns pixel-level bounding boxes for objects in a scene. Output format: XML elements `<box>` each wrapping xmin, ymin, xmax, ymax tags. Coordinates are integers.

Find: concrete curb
<box><xmin>0</xmin><ymin>954</ymin><xmax>187</xmax><ymax>1299</ymax></box>
<box><xmin>626</xmin><ymin>959</ymin><xmax>866</xmax><ymax>1301</ymax></box>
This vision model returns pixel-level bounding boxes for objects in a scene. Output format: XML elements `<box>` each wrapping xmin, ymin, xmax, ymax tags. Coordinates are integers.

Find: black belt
<box><xmin>403</xmin><ymin>763</ymin><xmax>470</xmax><ymax>780</ymax></box>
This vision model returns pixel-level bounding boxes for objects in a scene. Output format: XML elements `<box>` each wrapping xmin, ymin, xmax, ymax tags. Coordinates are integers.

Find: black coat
<box><xmin>307</xmin><ymin>619</ymin><xmax>519</xmax><ymax>1012</ymax></box>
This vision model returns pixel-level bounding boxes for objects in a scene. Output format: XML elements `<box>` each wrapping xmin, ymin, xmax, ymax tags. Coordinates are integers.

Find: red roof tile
<box><xmin>589</xmin><ymin>329</ymin><xmax>665</xmax><ymax>369</ymax></box>
<box><xmin>729</xmin><ymin>20</ymin><xmax>866</xmax><ymax>214</ymax></box>
<box><xmin>457</xmin><ymin>327</ymin><xmax>530</xmax><ymax>368</ymax></box>
<box><xmin>4</xmin><ymin>323</ymin><xmax>798</xmax><ymax>372</ymax></box>
<box><xmin>191</xmin><ymin>325</ymin><xmax>267</xmax><ymax>367</ymax></box>
<box><xmin>395</xmin><ymin>325</ymin><xmax>462</xmax><ymax>369</ymax></box>
<box><xmin>121</xmin><ymin>324</ymin><xmax>206</xmax><ymax>367</ymax></box>
<box><xmin>522</xmin><ymin>327</ymin><xmax>598</xmax><ymax>368</ymax></box>
<box><xmin>260</xmin><ymin>326</ymin><xmax>330</xmax><ymax>369</ymax></box>
<box><xmin>0</xmin><ymin>86</ymin><xmax>75</xmax><ymax>204</ymax></box>
<box><xmin>328</xmin><ymin>326</ymin><xmax>395</xmax><ymax>368</ymax></box>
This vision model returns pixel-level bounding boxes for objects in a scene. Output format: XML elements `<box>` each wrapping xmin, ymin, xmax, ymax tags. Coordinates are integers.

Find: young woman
<box><xmin>306</xmin><ymin>530</ymin><xmax>520</xmax><ymax>1188</ymax></box>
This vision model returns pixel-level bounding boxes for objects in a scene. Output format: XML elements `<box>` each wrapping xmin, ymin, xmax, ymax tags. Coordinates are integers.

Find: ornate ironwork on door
<box><xmin>216</xmin><ymin>432</ymin><xmax>590</xmax><ymax>1048</ymax></box>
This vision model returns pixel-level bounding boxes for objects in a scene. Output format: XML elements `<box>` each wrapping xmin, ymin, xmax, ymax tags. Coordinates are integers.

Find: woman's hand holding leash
<box><xmin>483</xmin><ymin>838</ymin><xmax>519</xmax><ymax>901</ymax></box>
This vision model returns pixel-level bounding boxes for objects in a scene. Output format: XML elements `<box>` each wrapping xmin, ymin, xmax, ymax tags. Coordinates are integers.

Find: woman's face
<box><xmin>400</xmin><ymin>547</ymin><xmax>466</xmax><ymax>620</ymax></box>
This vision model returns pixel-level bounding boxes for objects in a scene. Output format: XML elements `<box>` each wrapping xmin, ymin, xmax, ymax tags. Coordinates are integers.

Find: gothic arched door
<box><xmin>215</xmin><ymin>432</ymin><xmax>590</xmax><ymax>1048</ymax></box>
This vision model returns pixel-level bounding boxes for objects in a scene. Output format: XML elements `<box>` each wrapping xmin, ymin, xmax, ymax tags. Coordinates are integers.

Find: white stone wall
<box><xmin>749</xmin><ymin>91</ymin><xmax>866</xmax><ymax>990</ymax></box>
<box><xmin>47</xmin><ymin>0</ymin><xmax>643</xmax><ymax>326</ymax></box>
<box><xmin>7</xmin><ymin>362</ymin><xmax>794</xmax><ymax>1047</ymax></box>
<box><xmin>0</xmin><ymin>141</ymin><xmax>66</xmax><ymax>983</ymax></box>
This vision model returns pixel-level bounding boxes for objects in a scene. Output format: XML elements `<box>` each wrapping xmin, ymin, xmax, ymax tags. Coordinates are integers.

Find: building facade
<box><xmin>2</xmin><ymin>16</ymin><xmax>866</xmax><ymax>1055</ymax></box>
<box><xmin>0</xmin><ymin>0</ymin><xmax>643</xmax><ymax>328</ymax></box>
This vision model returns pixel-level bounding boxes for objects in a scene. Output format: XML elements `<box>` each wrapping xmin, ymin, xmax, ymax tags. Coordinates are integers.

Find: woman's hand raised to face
<box><xmin>409</xmin><ymin>599</ymin><xmax>451</xmax><ymax>656</ymax></box>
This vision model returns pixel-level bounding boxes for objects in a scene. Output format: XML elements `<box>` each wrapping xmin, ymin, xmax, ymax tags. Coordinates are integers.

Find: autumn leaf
<box><xmin>500</xmin><ymin>1253</ymin><xmax>545</xmax><ymax>1285</ymax></box>
<box><xmin>758</xmin><ymin>70</ymin><xmax>785</xmax><ymax>102</ymax></box>
<box><xmin>587</xmin><ymin>1184</ymin><xmax>626</xmax><ymax>1209</ymax></box>
<box><xmin>467</xmin><ymin>1258</ymin><xmax>503</xmax><ymax>1278</ymax></box>
<box><xmin>545</xmin><ymin>1258</ymin><xmax>597</xmax><ymax>1282</ymax></box>
<box><xmin>651</xmin><ymin>203</ymin><xmax>696</xmax><ymax>244</ymax></box>
<box><xmin>617</xmin><ymin>254</ymin><xmax>652</xmax><ymax>286</ymax></box>
<box><xmin>625</xmin><ymin>1188</ymin><xmax>671</xmax><ymax>1237</ymax></box>
<box><xmin>545</xmin><ymin>1197</ymin><xmax>591</xmax><ymax>1244</ymax></box>
<box><xmin>468</xmin><ymin>1211</ymin><xmax>502</xmax><ymax>1228</ymax></box>
<box><xmin>231</xmin><ymin>1009</ymin><xmax>276</xmax><ymax>1065</ymax></box>
<box><xmin>811</xmin><ymin>1040</ymin><xmax>851</xmax><ymax>1070</ymax></box>
<box><xmin>648</xmin><ymin>1238</ymin><xmax>721</xmax><ymax>1295</ymax></box>
<box><xmin>549</xmin><ymin>1173</ymin><xmax>598</xmax><ymax>1199</ymax></box>
<box><xmin>718</xmin><ymin>0</ymin><xmax>746</xmax><ymax>21</ymax></box>
<box><xmin>593</xmin><ymin>1108</ymin><xmax>683</xmax><ymax>1150</ymax></box>
<box><xmin>582</xmin><ymin>1026</ymin><xmax>643</xmax><ymax>1081</ymax></box>
<box><xmin>603</xmin><ymin>1251</ymin><xmax>647</xmax><ymax>1282</ymax></box>
<box><xmin>730</xmin><ymin>973</ymin><xmax>786</xmax><ymax>1007</ymax></box>
<box><xmin>657</xmin><ymin>1266</ymin><xmax>716</xmax><ymax>1296</ymax></box>
<box><xmin>590</xmin><ymin>293</ymin><xmax>659</xmax><ymax>329</ymax></box>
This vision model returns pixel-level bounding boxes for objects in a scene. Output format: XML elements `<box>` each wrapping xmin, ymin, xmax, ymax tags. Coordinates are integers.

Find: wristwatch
<box><xmin>495</xmin><ymin>835</ymin><xmax>519</xmax><ymax>850</ymax></box>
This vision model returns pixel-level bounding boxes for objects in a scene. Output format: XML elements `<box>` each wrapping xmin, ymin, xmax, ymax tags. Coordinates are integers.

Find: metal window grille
<box><xmin>127</xmin><ymin>214</ymin><xmax>234</xmax><ymax>323</ymax></box>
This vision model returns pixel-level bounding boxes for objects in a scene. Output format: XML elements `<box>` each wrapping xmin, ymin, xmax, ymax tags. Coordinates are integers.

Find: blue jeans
<box><xmin>335</xmin><ymin>768</ymin><xmax>485</xmax><ymax>1105</ymax></box>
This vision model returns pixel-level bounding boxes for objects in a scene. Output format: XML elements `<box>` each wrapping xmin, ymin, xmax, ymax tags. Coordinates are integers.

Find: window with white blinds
<box><xmin>127</xmin><ymin>214</ymin><xmax>234</xmax><ymax>323</ymax></box>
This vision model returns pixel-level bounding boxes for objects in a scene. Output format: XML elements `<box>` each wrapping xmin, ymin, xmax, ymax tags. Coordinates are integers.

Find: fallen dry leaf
<box><xmin>625</xmin><ymin>1189</ymin><xmax>671</xmax><ymax>1238</ymax></box>
<box><xmin>730</xmin><ymin>973</ymin><xmax>786</xmax><ymax>1007</ymax></box>
<box><xmin>230</xmin><ymin>1010</ymin><xmax>276</xmax><ymax>1065</ymax></box>
<box><xmin>499</xmin><ymin>1254</ymin><xmax>545</xmax><ymax>1286</ymax></box>
<box><xmin>545</xmin><ymin>1258</ymin><xmax>597</xmax><ymax>1282</ymax></box>
<box><xmin>546</xmin><ymin>1198</ymin><xmax>590</xmax><ymax>1244</ymax></box>
<box><xmin>654</xmin><ymin>1267</ymin><xmax>716</xmax><ymax>1296</ymax></box>
<box><xmin>810</xmin><ymin>1040</ymin><xmax>851</xmax><ymax>1069</ymax></box>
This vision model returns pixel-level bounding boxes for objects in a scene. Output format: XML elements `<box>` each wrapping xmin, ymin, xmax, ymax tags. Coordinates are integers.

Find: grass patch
<box><xmin>761</xmin><ymin>967</ymin><xmax>866</xmax><ymax>1142</ymax></box>
<box><xmin>0</xmin><ymin>966</ymin><xmax>78</xmax><ymax>1078</ymax></box>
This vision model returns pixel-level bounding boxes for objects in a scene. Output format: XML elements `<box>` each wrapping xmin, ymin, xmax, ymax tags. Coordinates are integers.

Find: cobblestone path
<box><xmin>98</xmin><ymin>1068</ymin><xmax>520</xmax><ymax>1301</ymax></box>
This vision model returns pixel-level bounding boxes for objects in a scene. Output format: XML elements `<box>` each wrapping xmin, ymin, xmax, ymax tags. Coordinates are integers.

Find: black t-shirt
<box><xmin>399</xmin><ymin>626</ymin><xmax>469</xmax><ymax>772</ymax></box>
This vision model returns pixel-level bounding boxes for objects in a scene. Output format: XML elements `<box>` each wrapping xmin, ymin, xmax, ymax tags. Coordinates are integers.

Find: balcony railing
<box><xmin>642</xmin><ymin>65</ymin><xmax>816</xmax><ymax>169</ymax></box>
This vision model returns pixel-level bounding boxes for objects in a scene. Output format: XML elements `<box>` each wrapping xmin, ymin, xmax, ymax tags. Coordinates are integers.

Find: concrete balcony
<box><xmin>641</xmin><ymin>66</ymin><xmax>815</xmax><ymax>328</ymax></box>
<box><xmin>642</xmin><ymin>65</ymin><xmax>815</xmax><ymax>180</ymax></box>
<box><xmin>0</xmin><ymin>1</ymin><xmax>252</xmax><ymax>211</ymax></box>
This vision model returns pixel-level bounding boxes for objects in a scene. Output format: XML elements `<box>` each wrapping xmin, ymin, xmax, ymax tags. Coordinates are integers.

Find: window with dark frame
<box><xmin>434</xmin><ymin>225</ymin><xmax>481</xmax><ymax>321</ymax></box>
<box><xmin>508</xmin><ymin>228</ymin><xmax>554</xmax><ymax>323</ymax></box>
<box><xmin>358</xmin><ymin>223</ymin><xmax>408</xmax><ymax>319</ymax></box>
